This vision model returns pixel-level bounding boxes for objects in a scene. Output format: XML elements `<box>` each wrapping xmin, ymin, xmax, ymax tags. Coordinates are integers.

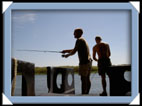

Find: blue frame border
<box><xmin>3</xmin><ymin>3</ymin><xmax>139</xmax><ymax>104</ymax></box>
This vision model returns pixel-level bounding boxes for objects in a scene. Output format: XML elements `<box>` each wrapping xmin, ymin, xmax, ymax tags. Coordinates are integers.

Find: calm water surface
<box><xmin>14</xmin><ymin>72</ymin><xmax>131</xmax><ymax>96</ymax></box>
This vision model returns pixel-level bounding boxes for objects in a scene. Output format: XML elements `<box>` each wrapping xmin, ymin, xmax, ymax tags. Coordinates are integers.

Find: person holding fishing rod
<box><xmin>61</xmin><ymin>28</ymin><xmax>92</xmax><ymax>94</ymax></box>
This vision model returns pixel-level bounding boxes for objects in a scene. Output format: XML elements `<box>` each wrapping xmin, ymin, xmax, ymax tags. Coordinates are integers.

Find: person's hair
<box><xmin>95</xmin><ymin>36</ymin><xmax>102</xmax><ymax>41</ymax></box>
<box><xmin>74</xmin><ymin>28</ymin><xmax>83</xmax><ymax>37</ymax></box>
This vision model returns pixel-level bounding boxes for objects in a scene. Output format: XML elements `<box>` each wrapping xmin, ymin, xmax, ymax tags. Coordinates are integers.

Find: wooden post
<box><xmin>47</xmin><ymin>67</ymin><xmax>75</xmax><ymax>94</ymax></box>
<box><xmin>17</xmin><ymin>60</ymin><xmax>35</xmax><ymax>96</ymax></box>
<box><xmin>12</xmin><ymin>58</ymin><xmax>35</xmax><ymax>96</ymax></box>
<box><xmin>18</xmin><ymin>61</ymin><xmax>35</xmax><ymax>96</ymax></box>
<box><xmin>107</xmin><ymin>65</ymin><xmax>131</xmax><ymax>96</ymax></box>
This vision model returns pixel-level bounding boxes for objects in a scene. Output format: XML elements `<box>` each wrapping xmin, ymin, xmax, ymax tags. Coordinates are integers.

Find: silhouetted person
<box><xmin>93</xmin><ymin>36</ymin><xmax>112</xmax><ymax>96</ymax></box>
<box><xmin>62</xmin><ymin>28</ymin><xmax>92</xmax><ymax>94</ymax></box>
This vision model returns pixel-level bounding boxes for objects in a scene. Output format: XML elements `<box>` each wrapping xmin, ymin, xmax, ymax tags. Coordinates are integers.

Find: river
<box><xmin>14</xmin><ymin>72</ymin><xmax>131</xmax><ymax>96</ymax></box>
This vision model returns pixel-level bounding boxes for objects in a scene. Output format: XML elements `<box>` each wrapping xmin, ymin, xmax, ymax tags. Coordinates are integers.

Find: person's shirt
<box><xmin>94</xmin><ymin>42</ymin><xmax>111</xmax><ymax>59</ymax></box>
<box><xmin>74</xmin><ymin>37</ymin><xmax>91</xmax><ymax>65</ymax></box>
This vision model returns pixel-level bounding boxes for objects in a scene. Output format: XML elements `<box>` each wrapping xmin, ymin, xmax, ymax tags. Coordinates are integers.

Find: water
<box><xmin>14</xmin><ymin>72</ymin><xmax>131</xmax><ymax>96</ymax></box>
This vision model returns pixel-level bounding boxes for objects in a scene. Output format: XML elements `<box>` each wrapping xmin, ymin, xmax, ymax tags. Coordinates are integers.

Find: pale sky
<box><xmin>11</xmin><ymin>10</ymin><xmax>131</xmax><ymax>67</ymax></box>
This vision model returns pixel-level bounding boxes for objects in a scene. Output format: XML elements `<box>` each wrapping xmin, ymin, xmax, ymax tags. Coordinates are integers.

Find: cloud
<box><xmin>12</xmin><ymin>13</ymin><xmax>37</xmax><ymax>24</ymax></box>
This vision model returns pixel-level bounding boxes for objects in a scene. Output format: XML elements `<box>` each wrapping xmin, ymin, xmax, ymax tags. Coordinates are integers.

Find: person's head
<box><xmin>74</xmin><ymin>28</ymin><xmax>83</xmax><ymax>38</ymax></box>
<box><xmin>95</xmin><ymin>36</ymin><xmax>102</xmax><ymax>44</ymax></box>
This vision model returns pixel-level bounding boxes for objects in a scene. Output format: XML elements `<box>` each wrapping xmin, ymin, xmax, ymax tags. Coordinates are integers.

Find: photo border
<box><xmin>3</xmin><ymin>2</ymin><xmax>139</xmax><ymax>104</ymax></box>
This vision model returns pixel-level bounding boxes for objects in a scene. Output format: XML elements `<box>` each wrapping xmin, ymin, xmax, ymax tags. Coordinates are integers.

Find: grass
<box><xmin>35</xmin><ymin>67</ymin><xmax>47</xmax><ymax>74</ymax></box>
<box><xmin>17</xmin><ymin>66</ymin><xmax>98</xmax><ymax>75</ymax></box>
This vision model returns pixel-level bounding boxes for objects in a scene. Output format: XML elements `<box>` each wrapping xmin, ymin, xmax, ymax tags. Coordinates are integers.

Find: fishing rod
<box><xmin>16</xmin><ymin>49</ymin><xmax>63</xmax><ymax>53</ymax></box>
<box><xmin>17</xmin><ymin>49</ymin><xmax>69</xmax><ymax>58</ymax></box>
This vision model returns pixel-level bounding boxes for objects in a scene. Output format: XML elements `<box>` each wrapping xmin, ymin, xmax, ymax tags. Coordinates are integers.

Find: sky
<box><xmin>11</xmin><ymin>10</ymin><xmax>131</xmax><ymax>67</ymax></box>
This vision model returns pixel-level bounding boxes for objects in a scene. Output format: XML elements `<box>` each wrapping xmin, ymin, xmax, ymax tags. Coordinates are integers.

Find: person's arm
<box><xmin>93</xmin><ymin>46</ymin><xmax>98</xmax><ymax>61</ymax></box>
<box><xmin>63</xmin><ymin>46</ymin><xmax>78</xmax><ymax>58</ymax></box>
<box><xmin>62</xmin><ymin>40</ymin><xmax>79</xmax><ymax>58</ymax></box>
<box><xmin>67</xmin><ymin>47</ymin><xmax>77</xmax><ymax>56</ymax></box>
<box><xmin>107</xmin><ymin>44</ymin><xmax>111</xmax><ymax>57</ymax></box>
<box><xmin>61</xmin><ymin>49</ymin><xmax>73</xmax><ymax>53</ymax></box>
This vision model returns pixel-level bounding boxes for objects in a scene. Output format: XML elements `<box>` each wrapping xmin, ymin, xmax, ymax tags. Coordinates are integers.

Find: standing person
<box><xmin>62</xmin><ymin>28</ymin><xmax>92</xmax><ymax>94</ymax></box>
<box><xmin>92</xmin><ymin>36</ymin><xmax>112</xmax><ymax>96</ymax></box>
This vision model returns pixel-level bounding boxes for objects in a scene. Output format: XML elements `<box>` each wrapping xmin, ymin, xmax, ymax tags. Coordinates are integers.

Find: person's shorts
<box><xmin>79</xmin><ymin>61</ymin><xmax>92</xmax><ymax>77</ymax></box>
<box><xmin>98</xmin><ymin>58</ymin><xmax>112</xmax><ymax>75</ymax></box>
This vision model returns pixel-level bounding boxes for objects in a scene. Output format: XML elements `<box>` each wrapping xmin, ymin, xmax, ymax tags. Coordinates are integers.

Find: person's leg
<box><xmin>86</xmin><ymin>75</ymin><xmax>91</xmax><ymax>94</ymax></box>
<box><xmin>81</xmin><ymin>76</ymin><xmax>86</xmax><ymax>94</ymax></box>
<box><xmin>87</xmin><ymin>62</ymin><xmax>92</xmax><ymax>94</ymax></box>
<box><xmin>101</xmin><ymin>74</ymin><xmax>106</xmax><ymax>93</ymax></box>
<box><xmin>100</xmin><ymin>74</ymin><xmax>107</xmax><ymax>96</ymax></box>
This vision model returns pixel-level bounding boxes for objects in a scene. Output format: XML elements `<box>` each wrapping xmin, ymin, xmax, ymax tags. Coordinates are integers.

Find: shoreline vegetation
<box><xmin>17</xmin><ymin>66</ymin><xmax>98</xmax><ymax>75</ymax></box>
